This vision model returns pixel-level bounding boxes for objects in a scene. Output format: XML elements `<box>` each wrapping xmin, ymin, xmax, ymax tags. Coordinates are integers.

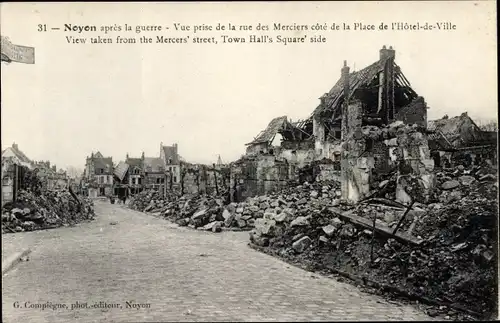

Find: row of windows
<box><xmin>132</xmin><ymin>166</ymin><xmax>177</xmax><ymax>174</ymax></box>
<box><xmin>98</xmin><ymin>175</ymin><xmax>113</xmax><ymax>184</ymax></box>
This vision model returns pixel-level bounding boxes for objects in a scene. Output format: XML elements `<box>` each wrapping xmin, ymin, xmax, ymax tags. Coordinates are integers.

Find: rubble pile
<box><xmin>129</xmin><ymin>181</ymin><xmax>342</xmax><ymax>233</ymax></box>
<box><xmin>2</xmin><ymin>189</ymin><xmax>95</xmax><ymax>233</ymax></box>
<box><xmin>128</xmin><ymin>189</ymin><xmax>180</xmax><ymax>212</ymax></box>
<box><xmin>248</xmin><ymin>165</ymin><xmax>498</xmax><ymax>318</ymax></box>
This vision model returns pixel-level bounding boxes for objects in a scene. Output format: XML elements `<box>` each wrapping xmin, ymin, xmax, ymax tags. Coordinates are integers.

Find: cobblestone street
<box><xmin>2</xmin><ymin>201</ymin><xmax>433</xmax><ymax>322</ymax></box>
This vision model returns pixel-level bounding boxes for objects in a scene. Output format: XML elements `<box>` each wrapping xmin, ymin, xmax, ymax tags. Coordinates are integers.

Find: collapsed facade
<box><xmin>239</xmin><ymin>46</ymin><xmax>436</xmax><ymax>203</ymax></box>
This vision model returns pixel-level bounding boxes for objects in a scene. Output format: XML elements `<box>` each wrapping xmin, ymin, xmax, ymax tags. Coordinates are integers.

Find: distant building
<box><xmin>143</xmin><ymin>156</ymin><xmax>165</xmax><ymax>191</ymax></box>
<box><xmin>160</xmin><ymin>143</ymin><xmax>180</xmax><ymax>185</ymax></box>
<box><xmin>126</xmin><ymin>153</ymin><xmax>144</xmax><ymax>194</ymax></box>
<box><xmin>34</xmin><ymin>161</ymin><xmax>68</xmax><ymax>190</ymax></box>
<box><xmin>84</xmin><ymin>151</ymin><xmax>114</xmax><ymax>197</ymax></box>
<box><xmin>428</xmin><ymin>112</ymin><xmax>497</xmax><ymax>167</ymax></box>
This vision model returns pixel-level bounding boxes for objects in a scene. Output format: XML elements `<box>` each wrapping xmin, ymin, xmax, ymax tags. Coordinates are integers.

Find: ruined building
<box><xmin>241</xmin><ymin>46</ymin><xmax>435</xmax><ymax>203</ymax></box>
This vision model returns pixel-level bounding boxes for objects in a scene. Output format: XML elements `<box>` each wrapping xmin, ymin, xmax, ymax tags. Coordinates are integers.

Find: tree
<box><xmin>477</xmin><ymin>120</ymin><xmax>498</xmax><ymax>132</ymax></box>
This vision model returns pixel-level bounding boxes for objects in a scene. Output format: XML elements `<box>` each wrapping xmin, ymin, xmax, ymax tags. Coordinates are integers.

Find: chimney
<box><xmin>380</xmin><ymin>45</ymin><xmax>396</xmax><ymax>61</ymax></box>
<box><xmin>12</xmin><ymin>142</ymin><xmax>18</xmax><ymax>150</ymax></box>
<box><xmin>141</xmin><ymin>152</ymin><xmax>145</xmax><ymax>160</ymax></box>
<box><xmin>126</xmin><ymin>153</ymin><xmax>129</xmax><ymax>159</ymax></box>
<box><xmin>342</xmin><ymin>60</ymin><xmax>350</xmax><ymax>99</ymax></box>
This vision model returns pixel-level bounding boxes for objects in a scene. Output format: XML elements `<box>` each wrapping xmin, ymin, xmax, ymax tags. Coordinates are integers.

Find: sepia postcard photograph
<box><xmin>1</xmin><ymin>1</ymin><xmax>498</xmax><ymax>322</ymax></box>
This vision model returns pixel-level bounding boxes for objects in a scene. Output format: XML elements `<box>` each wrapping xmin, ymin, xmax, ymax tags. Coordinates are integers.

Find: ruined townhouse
<box><xmin>160</xmin><ymin>143</ymin><xmax>180</xmax><ymax>187</ymax></box>
<box><xmin>237</xmin><ymin>46</ymin><xmax>435</xmax><ymax>203</ymax></box>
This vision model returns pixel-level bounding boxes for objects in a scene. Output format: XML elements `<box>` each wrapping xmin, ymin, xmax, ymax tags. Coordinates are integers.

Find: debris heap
<box><xmin>2</xmin><ymin>189</ymin><xmax>95</xmax><ymax>233</ymax></box>
<box><xmin>248</xmin><ymin>164</ymin><xmax>498</xmax><ymax>318</ymax></box>
<box><xmin>128</xmin><ymin>181</ymin><xmax>341</xmax><ymax>232</ymax></box>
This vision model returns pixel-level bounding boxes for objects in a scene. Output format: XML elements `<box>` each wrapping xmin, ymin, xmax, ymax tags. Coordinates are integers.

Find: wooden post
<box><xmin>213</xmin><ymin>163</ymin><xmax>219</xmax><ymax>196</ymax></box>
<box><xmin>370</xmin><ymin>211</ymin><xmax>377</xmax><ymax>265</ymax></box>
<box><xmin>392</xmin><ymin>200</ymin><xmax>415</xmax><ymax>235</ymax></box>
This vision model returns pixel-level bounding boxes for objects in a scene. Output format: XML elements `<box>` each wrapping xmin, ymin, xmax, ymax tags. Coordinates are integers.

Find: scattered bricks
<box><xmin>322</xmin><ymin>225</ymin><xmax>336</xmax><ymax>237</ymax></box>
<box><xmin>254</xmin><ymin>218</ymin><xmax>276</xmax><ymax>236</ymax></box>
<box><xmin>191</xmin><ymin>208</ymin><xmax>209</xmax><ymax>221</ymax></box>
<box><xmin>236</xmin><ymin>219</ymin><xmax>247</xmax><ymax>228</ymax></box>
<box><xmin>441</xmin><ymin>180</ymin><xmax>460</xmax><ymax>190</ymax></box>
<box><xmin>224</xmin><ymin>212</ymin><xmax>236</xmax><ymax>227</ymax></box>
<box><xmin>273</xmin><ymin>212</ymin><xmax>288</xmax><ymax>223</ymax></box>
<box><xmin>236</xmin><ymin>207</ymin><xmax>244</xmax><ymax>214</ymax></box>
<box><xmin>292</xmin><ymin>236</ymin><xmax>312</xmax><ymax>253</ymax></box>
<box><xmin>459</xmin><ymin>175</ymin><xmax>476</xmax><ymax>186</ymax></box>
<box><xmin>222</xmin><ymin>209</ymin><xmax>232</xmax><ymax>220</ymax></box>
<box><xmin>176</xmin><ymin>218</ymin><xmax>189</xmax><ymax>227</ymax></box>
<box><xmin>212</xmin><ymin>222</ymin><xmax>222</xmax><ymax>233</ymax></box>
<box><xmin>259</xmin><ymin>202</ymin><xmax>270</xmax><ymax>210</ymax></box>
<box><xmin>319</xmin><ymin>235</ymin><xmax>329</xmax><ymax>243</ymax></box>
<box><xmin>331</xmin><ymin>217</ymin><xmax>343</xmax><ymax>228</ymax></box>
<box><xmin>290</xmin><ymin>216</ymin><xmax>310</xmax><ymax>227</ymax></box>
<box><xmin>263</xmin><ymin>212</ymin><xmax>276</xmax><ymax>220</ymax></box>
<box><xmin>296</xmin><ymin>198</ymin><xmax>308</xmax><ymax>205</ymax></box>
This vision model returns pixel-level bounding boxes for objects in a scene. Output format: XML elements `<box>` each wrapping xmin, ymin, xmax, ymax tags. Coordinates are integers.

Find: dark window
<box><xmin>335</xmin><ymin>131</ymin><xmax>341</xmax><ymax>139</ymax></box>
<box><xmin>366</xmin><ymin>139</ymin><xmax>374</xmax><ymax>152</ymax></box>
<box><xmin>100</xmin><ymin>169</ymin><xmax>103</xmax><ymax>174</ymax></box>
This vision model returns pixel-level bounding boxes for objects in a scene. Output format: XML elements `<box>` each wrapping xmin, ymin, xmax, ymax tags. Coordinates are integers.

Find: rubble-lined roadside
<box><xmin>248</xmin><ymin>165</ymin><xmax>497</xmax><ymax>320</ymax></box>
<box><xmin>128</xmin><ymin>181</ymin><xmax>341</xmax><ymax>233</ymax></box>
<box><xmin>2</xmin><ymin>189</ymin><xmax>95</xmax><ymax>233</ymax></box>
<box><xmin>127</xmin><ymin>163</ymin><xmax>497</xmax><ymax>319</ymax></box>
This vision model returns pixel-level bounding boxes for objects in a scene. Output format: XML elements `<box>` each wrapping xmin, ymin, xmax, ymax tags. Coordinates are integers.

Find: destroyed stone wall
<box><xmin>246</xmin><ymin>142</ymin><xmax>269</xmax><ymax>155</ymax></box>
<box><xmin>180</xmin><ymin>165</ymin><xmax>229</xmax><ymax>196</ymax></box>
<box><xmin>315</xmin><ymin>164</ymin><xmax>341</xmax><ymax>182</ymax></box>
<box><xmin>280</xmin><ymin>140</ymin><xmax>314</xmax><ymax>150</ymax></box>
<box><xmin>279</xmin><ymin>149</ymin><xmax>315</xmax><ymax>168</ymax></box>
<box><xmin>230</xmin><ymin>155</ymin><xmax>290</xmax><ymax>202</ymax></box>
<box><xmin>341</xmin><ymin>100</ymin><xmax>372</xmax><ymax>203</ymax></box>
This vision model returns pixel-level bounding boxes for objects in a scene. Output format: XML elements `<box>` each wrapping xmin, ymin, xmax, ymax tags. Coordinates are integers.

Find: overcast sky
<box><xmin>1</xmin><ymin>2</ymin><xmax>497</xmax><ymax>170</ymax></box>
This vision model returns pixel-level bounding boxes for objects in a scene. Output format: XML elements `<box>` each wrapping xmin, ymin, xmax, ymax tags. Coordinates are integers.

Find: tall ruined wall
<box><xmin>341</xmin><ymin>100</ymin><xmax>373</xmax><ymax>203</ymax></box>
<box><xmin>230</xmin><ymin>155</ymin><xmax>289</xmax><ymax>202</ymax></box>
<box><xmin>180</xmin><ymin>165</ymin><xmax>229</xmax><ymax>196</ymax></box>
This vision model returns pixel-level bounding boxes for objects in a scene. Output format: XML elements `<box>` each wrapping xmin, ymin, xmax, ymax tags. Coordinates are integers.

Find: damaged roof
<box><xmin>2</xmin><ymin>143</ymin><xmax>32</xmax><ymax>164</ymax></box>
<box><xmin>114</xmin><ymin>161</ymin><xmax>129</xmax><ymax>182</ymax></box>
<box><xmin>126</xmin><ymin>157</ymin><xmax>142</xmax><ymax>169</ymax></box>
<box><xmin>143</xmin><ymin>157</ymin><xmax>164</xmax><ymax>173</ymax></box>
<box><xmin>313</xmin><ymin>57</ymin><xmax>392</xmax><ymax>117</ymax></box>
<box><xmin>162</xmin><ymin>145</ymin><xmax>179</xmax><ymax>164</ymax></box>
<box><xmin>93</xmin><ymin>157</ymin><xmax>113</xmax><ymax>174</ymax></box>
<box><xmin>428</xmin><ymin>113</ymin><xmax>495</xmax><ymax>149</ymax></box>
<box><xmin>247</xmin><ymin>116</ymin><xmax>288</xmax><ymax>145</ymax></box>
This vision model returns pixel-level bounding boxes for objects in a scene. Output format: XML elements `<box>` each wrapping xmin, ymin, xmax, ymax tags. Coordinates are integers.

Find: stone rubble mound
<box><xmin>248</xmin><ymin>163</ymin><xmax>497</xmax><ymax>319</ymax></box>
<box><xmin>2</xmin><ymin>189</ymin><xmax>95</xmax><ymax>233</ymax></box>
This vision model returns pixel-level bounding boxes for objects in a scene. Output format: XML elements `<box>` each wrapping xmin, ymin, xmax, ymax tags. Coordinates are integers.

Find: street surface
<box><xmin>2</xmin><ymin>201</ymin><xmax>433</xmax><ymax>322</ymax></box>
